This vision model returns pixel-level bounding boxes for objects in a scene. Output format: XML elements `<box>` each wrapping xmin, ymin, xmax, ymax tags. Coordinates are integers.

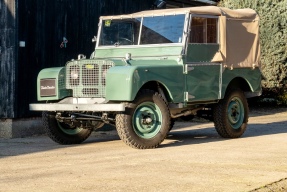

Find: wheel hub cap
<box><xmin>227</xmin><ymin>97</ymin><xmax>244</xmax><ymax>129</ymax></box>
<box><xmin>142</xmin><ymin>115</ymin><xmax>153</xmax><ymax>125</ymax></box>
<box><xmin>133</xmin><ymin>102</ymin><xmax>162</xmax><ymax>139</ymax></box>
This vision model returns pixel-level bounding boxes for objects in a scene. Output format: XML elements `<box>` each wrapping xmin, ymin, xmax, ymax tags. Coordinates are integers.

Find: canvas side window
<box><xmin>190</xmin><ymin>17</ymin><xmax>218</xmax><ymax>43</ymax></box>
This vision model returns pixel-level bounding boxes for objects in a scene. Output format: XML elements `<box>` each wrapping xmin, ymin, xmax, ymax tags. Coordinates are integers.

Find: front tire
<box><xmin>42</xmin><ymin>112</ymin><xmax>92</xmax><ymax>144</ymax></box>
<box><xmin>213</xmin><ymin>89</ymin><xmax>249</xmax><ymax>138</ymax></box>
<box><xmin>116</xmin><ymin>89</ymin><xmax>171</xmax><ymax>149</ymax></box>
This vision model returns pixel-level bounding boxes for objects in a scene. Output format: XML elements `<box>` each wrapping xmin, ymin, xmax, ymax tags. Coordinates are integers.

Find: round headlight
<box><xmin>70</xmin><ymin>70</ymin><xmax>79</xmax><ymax>79</ymax></box>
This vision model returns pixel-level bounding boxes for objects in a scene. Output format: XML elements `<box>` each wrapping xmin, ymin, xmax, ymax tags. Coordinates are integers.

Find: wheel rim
<box><xmin>133</xmin><ymin>101</ymin><xmax>162</xmax><ymax>139</ymax></box>
<box><xmin>57</xmin><ymin>122</ymin><xmax>83</xmax><ymax>135</ymax></box>
<box><xmin>227</xmin><ymin>97</ymin><xmax>244</xmax><ymax>129</ymax></box>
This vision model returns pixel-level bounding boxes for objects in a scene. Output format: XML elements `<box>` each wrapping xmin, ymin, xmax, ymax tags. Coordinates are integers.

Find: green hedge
<box><xmin>219</xmin><ymin>0</ymin><xmax>287</xmax><ymax>89</ymax></box>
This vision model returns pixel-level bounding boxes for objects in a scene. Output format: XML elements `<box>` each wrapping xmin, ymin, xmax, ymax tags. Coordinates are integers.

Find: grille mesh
<box><xmin>58</xmin><ymin>68</ymin><xmax>66</xmax><ymax>89</ymax></box>
<box><xmin>82</xmin><ymin>64</ymin><xmax>99</xmax><ymax>85</ymax></box>
<box><xmin>66</xmin><ymin>60</ymin><xmax>114</xmax><ymax>97</ymax></box>
<box><xmin>69</xmin><ymin>65</ymin><xmax>80</xmax><ymax>86</ymax></box>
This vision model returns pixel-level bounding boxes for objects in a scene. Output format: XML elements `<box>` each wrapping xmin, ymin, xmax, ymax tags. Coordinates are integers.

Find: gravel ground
<box><xmin>0</xmin><ymin>106</ymin><xmax>287</xmax><ymax>192</ymax></box>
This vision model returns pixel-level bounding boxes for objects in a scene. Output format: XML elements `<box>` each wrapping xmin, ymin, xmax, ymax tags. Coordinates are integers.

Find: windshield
<box><xmin>99</xmin><ymin>18</ymin><xmax>141</xmax><ymax>46</ymax></box>
<box><xmin>99</xmin><ymin>14</ymin><xmax>185</xmax><ymax>46</ymax></box>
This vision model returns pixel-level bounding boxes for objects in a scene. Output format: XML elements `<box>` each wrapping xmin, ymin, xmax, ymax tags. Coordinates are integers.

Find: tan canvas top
<box><xmin>100</xmin><ymin>6</ymin><xmax>260</xmax><ymax>69</ymax></box>
<box><xmin>100</xmin><ymin>6</ymin><xmax>258</xmax><ymax>20</ymax></box>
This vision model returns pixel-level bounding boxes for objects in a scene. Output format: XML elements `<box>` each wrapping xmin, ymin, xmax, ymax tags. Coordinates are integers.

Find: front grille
<box><xmin>66</xmin><ymin>60</ymin><xmax>114</xmax><ymax>97</ymax></box>
<box><xmin>82</xmin><ymin>88</ymin><xmax>98</xmax><ymax>95</ymax></box>
<box><xmin>69</xmin><ymin>65</ymin><xmax>80</xmax><ymax>86</ymax></box>
<box><xmin>82</xmin><ymin>64</ymin><xmax>99</xmax><ymax>85</ymax></box>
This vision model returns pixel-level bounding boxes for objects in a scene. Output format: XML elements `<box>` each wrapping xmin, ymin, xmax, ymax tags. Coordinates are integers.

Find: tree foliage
<box><xmin>219</xmin><ymin>0</ymin><xmax>287</xmax><ymax>89</ymax></box>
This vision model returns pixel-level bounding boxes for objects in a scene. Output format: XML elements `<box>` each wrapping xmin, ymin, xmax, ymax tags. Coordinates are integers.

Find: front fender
<box><xmin>106</xmin><ymin>65</ymin><xmax>184</xmax><ymax>102</ymax></box>
<box><xmin>106</xmin><ymin>66</ymin><xmax>139</xmax><ymax>101</ymax></box>
<box><xmin>37</xmin><ymin>67</ymin><xmax>72</xmax><ymax>101</ymax></box>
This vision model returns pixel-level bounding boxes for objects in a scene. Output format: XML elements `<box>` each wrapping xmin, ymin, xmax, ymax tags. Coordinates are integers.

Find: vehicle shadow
<box><xmin>161</xmin><ymin>119</ymin><xmax>287</xmax><ymax>148</ymax></box>
<box><xmin>249</xmin><ymin>106</ymin><xmax>287</xmax><ymax>117</ymax></box>
<box><xmin>1</xmin><ymin>118</ymin><xmax>286</xmax><ymax>157</ymax></box>
<box><xmin>0</xmin><ymin>130</ymin><xmax>120</xmax><ymax>159</ymax></box>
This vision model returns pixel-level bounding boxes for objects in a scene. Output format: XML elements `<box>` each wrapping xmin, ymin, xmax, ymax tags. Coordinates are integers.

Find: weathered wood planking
<box><xmin>1</xmin><ymin>0</ymin><xmax>218</xmax><ymax>118</ymax></box>
<box><xmin>0</xmin><ymin>0</ymin><xmax>17</xmax><ymax>118</ymax></box>
<box><xmin>1</xmin><ymin>0</ymin><xmax>154</xmax><ymax>118</ymax></box>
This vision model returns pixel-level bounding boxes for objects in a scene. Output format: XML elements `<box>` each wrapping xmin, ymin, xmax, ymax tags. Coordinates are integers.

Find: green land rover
<box><xmin>30</xmin><ymin>6</ymin><xmax>261</xmax><ymax>149</ymax></box>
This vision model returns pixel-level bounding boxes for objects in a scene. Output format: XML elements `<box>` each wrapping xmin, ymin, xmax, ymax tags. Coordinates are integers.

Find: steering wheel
<box><xmin>119</xmin><ymin>37</ymin><xmax>133</xmax><ymax>43</ymax></box>
<box><xmin>114</xmin><ymin>37</ymin><xmax>133</xmax><ymax>46</ymax></box>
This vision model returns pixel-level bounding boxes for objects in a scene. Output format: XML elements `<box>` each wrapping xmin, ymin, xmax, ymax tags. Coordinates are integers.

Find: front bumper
<box><xmin>30</xmin><ymin>97</ymin><xmax>125</xmax><ymax>112</ymax></box>
<box><xmin>29</xmin><ymin>103</ymin><xmax>125</xmax><ymax>112</ymax></box>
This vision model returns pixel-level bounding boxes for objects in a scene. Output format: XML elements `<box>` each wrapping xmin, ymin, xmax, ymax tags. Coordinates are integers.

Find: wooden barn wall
<box><xmin>14</xmin><ymin>0</ymin><xmax>154</xmax><ymax>118</ymax></box>
<box><xmin>0</xmin><ymin>0</ymin><xmax>17</xmax><ymax>118</ymax></box>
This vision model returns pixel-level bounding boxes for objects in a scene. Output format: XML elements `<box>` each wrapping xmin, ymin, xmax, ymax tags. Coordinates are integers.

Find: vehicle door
<box><xmin>184</xmin><ymin>15</ymin><xmax>222</xmax><ymax>102</ymax></box>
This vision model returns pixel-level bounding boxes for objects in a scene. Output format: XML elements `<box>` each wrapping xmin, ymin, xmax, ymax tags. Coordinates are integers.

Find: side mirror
<box><xmin>154</xmin><ymin>0</ymin><xmax>166</xmax><ymax>9</ymax></box>
<box><xmin>92</xmin><ymin>36</ymin><xmax>97</xmax><ymax>43</ymax></box>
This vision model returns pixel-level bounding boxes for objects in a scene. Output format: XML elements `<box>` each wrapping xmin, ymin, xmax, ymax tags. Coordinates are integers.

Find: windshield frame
<box><xmin>96</xmin><ymin>13</ymin><xmax>188</xmax><ymax>48</ymax></box>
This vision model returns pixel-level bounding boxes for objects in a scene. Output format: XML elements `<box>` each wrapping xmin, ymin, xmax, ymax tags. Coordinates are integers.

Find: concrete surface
<box><xmin>0</xmin><ymin>118</ymin><xmax>45</xmax><ymax>138</ymax></box>
<box><xmin>0</xmin><ymin>107</ymin><xmax>287</xmax><ymax>192</ymax></box>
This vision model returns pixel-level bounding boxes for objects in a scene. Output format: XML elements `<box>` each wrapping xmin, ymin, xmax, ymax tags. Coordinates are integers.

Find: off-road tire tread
<box><xmin>169</xmin><ymin>118</ymin><xmax>175</xmax><ymax>131</ymax></box>
<box><xmin>42</xmin><ymin>112</ymin><xmax>92</xmax><ymax>145</ymax></box>
<box><xmin>116</xmin><ymin>89</ymin><xmax>171</xmax><ymax>149</ymax></box>
<box><xmin>213</xmin><ymin>89</ymin><xmax>249</xmax><ymax>138</ymax></box>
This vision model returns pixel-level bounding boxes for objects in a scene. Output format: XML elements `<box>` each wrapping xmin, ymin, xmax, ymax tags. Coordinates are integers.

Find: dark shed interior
<box><xmin>0</xmin><ymin>0</ymin><xmax>218</xmax><ymax>119</ymax></box>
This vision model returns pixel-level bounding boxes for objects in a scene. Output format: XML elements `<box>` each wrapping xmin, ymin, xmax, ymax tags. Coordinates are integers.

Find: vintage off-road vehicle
<box><xmin>30</xmin><ymin>6</ymin><xmax>261</xmax><ymax>149</ymax></box>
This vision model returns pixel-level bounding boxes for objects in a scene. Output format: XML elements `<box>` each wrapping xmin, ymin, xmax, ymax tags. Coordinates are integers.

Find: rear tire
<box><xmin>213</xmin><ymin>89</ymin><xmax>249</xmax><ymax>138</ymax></box>
<box><xmin>42</xmin><ymin>112</ymin><xmax>92</xmax><ymax>144</ymax></box>
<box><xmin>116</xmin><ymin>89</ymin><xmax>170</xmax><ymax>149</ymax></box>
